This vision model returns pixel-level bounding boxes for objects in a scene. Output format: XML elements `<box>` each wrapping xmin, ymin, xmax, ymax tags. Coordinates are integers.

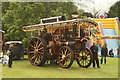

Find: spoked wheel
<box><xmin>76</xmin><ymin>48</ymin><xmax>92</xmax><ymax>68</ymax></box>
<box><xmin>28</xmin><ymin>37</ymin><xmax>47</xmax><ymax>66</ymax></box>
<box><xmin>58</xmin><ymin>46</ymin><xmax>74</xmax><ymax>68</ymax></box>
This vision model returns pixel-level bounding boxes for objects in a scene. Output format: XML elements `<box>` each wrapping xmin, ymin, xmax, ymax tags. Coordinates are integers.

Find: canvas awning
<box><xmin>22</xmin><ymin>19</ymin><xmax>98</xmax><ymax>32</ymax></box>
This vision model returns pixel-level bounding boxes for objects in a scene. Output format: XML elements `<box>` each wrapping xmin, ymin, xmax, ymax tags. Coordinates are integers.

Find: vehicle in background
<box><xmin>5</xmin><ymin>41</ymin><xmax>24</xmax><ymax>60</ymax></box>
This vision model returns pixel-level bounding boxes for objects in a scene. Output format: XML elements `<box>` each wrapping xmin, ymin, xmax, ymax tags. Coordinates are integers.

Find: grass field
<box><xmin>0</xmin><ymin>64</ymin><xmax>2</xmax><ymax>79</ymax></box>
<box><xmin>2</xmin><ymin>56</ymin><xmax>118</xmax><ymax>78</ymax></box>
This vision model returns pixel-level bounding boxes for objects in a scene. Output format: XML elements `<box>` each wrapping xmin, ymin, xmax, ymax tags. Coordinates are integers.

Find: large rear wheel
<box><xmin>28</xmin><ymin>37</ymin><xmax>47</xmax><ymax>66</ymax></box>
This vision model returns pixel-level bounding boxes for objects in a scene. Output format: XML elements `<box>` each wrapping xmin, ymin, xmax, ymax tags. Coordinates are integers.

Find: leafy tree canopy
<box><xmin>108</xmin><ymin>1</ymin><xmax>120</xmax><ymax>20</ymax></box>
<box><xmin>108</xmin><ymin>1</ymin><xmax>120</xmax><ymax>44</ymax></box>
<box><xmin>2</xmin><ymin>2</ymin><xmax>84</xmax><ymax>48</ymax></box>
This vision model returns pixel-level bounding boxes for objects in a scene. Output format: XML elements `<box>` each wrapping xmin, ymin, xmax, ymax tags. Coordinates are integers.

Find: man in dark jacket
<box><xmin>41</xmin><ymin>28</ymin><xmax>51</xmax><ymax>44</ymax></box>
<box><xmin>64</xmin><ymin>27</ymin><xmax>70</xmax><ymax>40</ymax></box>
<box><xmin>80</xmin><ymin>27</ymin><xmax>86</xmax><ymax>38</ymax></box>
<box><xmin>117</xmin><ymin>46</ymin><xmax>120</xmax><ymax>56</ymax></box>
<box><xmin>101</xmin><ymin>44</ymin><xmax>108</xmax><ymax>64</ymax></box>
<box><xmin>90</xmin><ymin>43</ymin><xmax>100</xmax><ymax>68</ymax></box>
<box><xmin>8</xmin><ymin>44</ymin><xmax>14</xmax><ymax>68</ymax></box>
<box><xmin>109</xmin><ymin>49</ymin><xmax>114</xmax><ymax>57</ymax></box>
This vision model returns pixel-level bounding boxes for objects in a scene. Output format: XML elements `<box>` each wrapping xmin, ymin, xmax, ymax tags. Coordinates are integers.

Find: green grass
<box><xmin>0</xmin><ymin>64</ymin><xmax>2</xmax><ymax>79</ymax></box>
<box><xmin>2</xmin><ymin>56</ymin><xmax>118</xmax><ymax>78</ymax></box>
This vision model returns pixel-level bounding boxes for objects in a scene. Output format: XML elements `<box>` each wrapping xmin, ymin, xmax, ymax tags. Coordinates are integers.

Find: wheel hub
<box><xmin>82</xmin><ymin>56</ymin><xmax>87</xmax><ymax>60</ymax></box>
<box><xmin>62</xmin><ymin>55</ymin><xmax>66</xmax><ymax>58</ymax></box>
<box><xmin>33</xmin><ymin>49</ymin><xmax>39</xmax><ymax>55</ymax></box>
<box><xmin>35</xmin><ymin>49</ymin><xmax>39</xmax><ymax>52</ymax></box>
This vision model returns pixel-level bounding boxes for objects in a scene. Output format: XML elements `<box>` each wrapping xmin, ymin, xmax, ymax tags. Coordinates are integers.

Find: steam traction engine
<box><xmin>22</xmin><ymin>16</ymin><xmax>98</xmax><ymax>68</ymax></box>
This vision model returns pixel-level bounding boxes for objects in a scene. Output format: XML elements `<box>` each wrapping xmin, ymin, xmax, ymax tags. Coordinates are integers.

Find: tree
<box><xmin>2</xmin><ymin>2</ymin><xmax>83</xmax><ymax>48</ymax></box>
<box><xmin>108</xmin><ymin>1</ymin><xmax>120</xmax><ymax>44</ymax></box>
<box><xmin>108</xmin><ymin>1</ymin><xmax>120</xmax><ymax>19</ymax></box>
<box><xmin>2</xmin><ymin>2</ymin><xmax>46</xmax><ymax>47</ymax></box>
<box><xmin>83</xmin><ymin>12</ymin><xmax>93</xmax><ymax>18</ymax></box>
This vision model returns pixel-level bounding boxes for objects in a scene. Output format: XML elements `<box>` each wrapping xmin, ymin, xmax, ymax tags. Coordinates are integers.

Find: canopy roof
<box><xmin>5</xmin><ymin>41</ymin><xmax>22</xmax><ymax>44</ymax></box>
<box><xmin>22</xmin><ymin>19</ymin><xmax>98</xmax><ymax>32</ymax></box>
<box><xmin>0</xmin><ymin>30</ymin><xmax>5</xmax><ymax>33</ymax></box>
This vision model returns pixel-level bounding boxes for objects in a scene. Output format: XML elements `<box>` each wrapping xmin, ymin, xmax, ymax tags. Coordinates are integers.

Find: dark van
<box><xmin>5</xmin><ymin>41</ymin><xmax>24</xmax><ymax>60</ymax></box>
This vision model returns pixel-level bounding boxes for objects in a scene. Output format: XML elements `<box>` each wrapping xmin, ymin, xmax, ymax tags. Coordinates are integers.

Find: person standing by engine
<box><xmin>8</xmin><ymin>44</ymin><xmax>14</xmax><ymax>68</ymax></box>
<box><xmin>41</xmin><ymin>28</ymin><xmax>51</xmax><ymax>44</ymax></box>
<box><xmin>90</xmin><ymin>43</ymin><xmax>100</xmax><ymax>68</ymax></box>
<box><xmin>101</xmin><ymin>44</ymin><xmax>108</xmax><ymax>64</ymax></box>
<box><xmin>71</xmin><ymin>12</ymin><xmax>78</xmax><ymax>38</ymax></box>
<box><xmin>117</xmin><ymin>46</ymin><xmax>120</xmax><ymax>57</ymax></box>
<box><xmin>109</xmin><ymin>49</ymin><xmax>114</xmax><ymax>57</ymax></box>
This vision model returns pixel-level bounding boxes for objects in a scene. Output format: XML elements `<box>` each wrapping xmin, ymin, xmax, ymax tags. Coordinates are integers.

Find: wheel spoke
<box><xmin>61</xmin><ymin>50</ymin><xmax>64</xmax><ymax>54</ymax></box>
<box><xmin>84</xmin><ymin>60</ymin><xmax>88</xmax><ymax>66</ymax></box>
<box><xmin>87</xmin><ymin>56</ymin><xmax>91</xmax><ymax>60</ymax></box>
<box><xmin>85</xmin><ymin>50</ymin><xmax>88</xmax><ymax>54</ymax></box>
<box><xmin>34</xmin><ymin>58</ymin><xmax>38</xmax><ymax>64</ymax></box>
<box><xmin>83</xmin><ymin>60</ymin><xmax>85</xmax><ymax>66</ymax></box>
<box><xmin>35</xmin><ymin>40</ymin><xmax>39</xmax><ymax>48</ymax></box>
<box><xmin>86</xmin><ymin>59</ymin><xmax>90</xmax><ymax>61</ymax></box>
<box><xmin>79</xmin><ymin>57</ymin><xmax>89</xmax><ymax>66</ymax></box>
<box><xmin>62</xmin><ymin>48</ymin><xmax>65</xmax><ymax>54</ymax></box>
<box><xmin>78</xmin><ymin>58</ymin><xmax>82</xmax><ymax>62</ymax></box>
<box><xmin>66</xmin><ymin>58</ymin><xmax>71</xmax><ymax>62</ymax></box>
<box><xmin>65</xmin><ymin>60</ymin><xmax>68</xmax><ymax>66</ymax></box>
<box><xmin>61</xmin><ymin>60</ymin><xmax>65</xmax><ymax>66</ymax></box>
<box><xmin>62</xmin><ymin>58</ymin><xmax>70</xmax><ymax>67</ymax></box>
<box><xmin>67</xmin><ymin>53</ymin><xmax>71</xmax><ymax>57</ymax></box>
<box><xmin>37</xmin><ymin>54</ymin><xmax>41</xmax><ymax>60</ymax></box>
<box><xmin>60</xmin><ymin>57</ymin><xmax>65</xmax><ymax>62</ymax></box>
<box><xmin>81</xmin><ymin>51</ymin><xmax>84</xmax><ymax>56</ymax></box>
<box><xmin>38</xmin><ymin>47</ymin><xmax>43</xmax><ymax>51</ymax></box>
<box><xmin>38</xmin><ymin>49</ymin><xmax>44</xmax><ymax>54</ymax></box>
<box><xmin>83</xmin><ymin>52</ymin><xmax>86</xmax><ymax>56</ymax></box>
<box><xmin>32</xmin><ymin>39</ymin><xmax>35</xmax><ymax>43</ymax></box>
<box><xmin>84</xmin><ymin>60</ymin><xmax>87</xmax><ymax>66</ymax></box>
<box><xmin>30</xmin><ymin>44</ymin><xmax>35</xmax><ymax>49</ymax></box>
<box><xmin>81</xmin><ymin>60</ymin><xmax>84</xmax><ymax>65</ymax></box>
<box><xmin>80</xmin><ymin>53</ymin><xmax>83</xmax><ymax>56</ymax></box>
<box><xmin>65</xmin><ymin>61</ymin><xmax>67</xmax><ymax>66</ymax></box>
<box><xmin>38</xmin><ymin>53</ymin><xmax>44</xmax><ymax>60</ymax></box>
<box><xmin>34</xmin><ymin>55</ymin><xmax>41</xmax><ymax>64</ymax></box>
<box><xmin>85</xmin><ymin>59</ymin><xmax>89</xmax><ymax>64</ymax></box>
<box><xmin>60</xmin><ymin>57</ymin><xmax>68</xmax><ymax>65</ymax></box>
<box><xmin>36</xmin><ymin>56</ymin><xmax>40</xmax><ymax>63</ymax></box>
<box><xmin>65</xmin><ymin>49</ymin><xmax>68</xmax><ymax>55</ymax></box>
<box><xmin>37</xmin><ymin>42</ymin><xmax>42</xmax><ymax>49</ymax></box>
<box><xmin>29</xmin><ymin>51</ymin><xmax>35</xmax><ymax>54</ymax></box>
<box><xmin>87</xmin><ymin>55</ymin><xmax>90</xmax><ymax>57</ymax></box>
<box><xmin>30</xmin><ymin>55</ymin><xmax>36</xmax><ymax>60</ymax></box>
<box><xmin>33</xmin><ymin>39</ymin><xmax>37</xmax><ymax>45</ymax></box>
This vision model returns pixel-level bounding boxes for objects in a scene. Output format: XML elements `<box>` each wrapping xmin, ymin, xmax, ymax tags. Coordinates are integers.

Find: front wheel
<box><xmin>58</xmin><ymin>46</ymin><xmax>74</xmax><ymax>68</ymax></box>
<box><xmin>76</xmin><ymin>47</ymin><xmax>92</xmax><ymax>68</ymax></box>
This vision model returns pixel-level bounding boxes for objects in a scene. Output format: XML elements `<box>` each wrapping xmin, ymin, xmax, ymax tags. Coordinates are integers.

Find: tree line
<box><xmin>108</xmin><ymin>1</ymin><xmax>120</xmax><ymax>44</ymax></box>
<box><xmin>2</xmin><ymin>2</ymin><xmax>84</xmax><ymax>47</ymax></box>
<box><xmin>2</xmin><ymin>2</ymin><xmax>120</xmax><ymax>48</ymax></box>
